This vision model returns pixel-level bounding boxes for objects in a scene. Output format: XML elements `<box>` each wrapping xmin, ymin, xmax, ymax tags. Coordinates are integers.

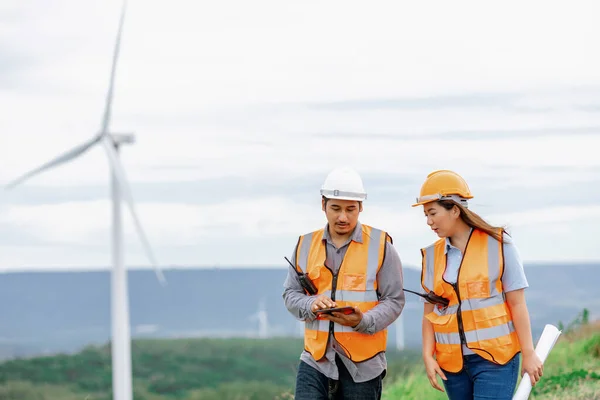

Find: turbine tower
<box><xmin>395</xmin><ymin>301</ymin><xmax>420</xmax><ymax>351</ymax></box>
<box><xmin>4</xmin><ymin>1</ymin><xmax>165</xmax><ymax>400</ymax></box>
<box><xmin>249</xmin><ymin>299</ymin><xmax>269</xmax><ymax>339</ymax></box>
<box><xmin>395</xmin><ymin>312</ymin><xmax>405</xmax><ymax>351</ymax></box>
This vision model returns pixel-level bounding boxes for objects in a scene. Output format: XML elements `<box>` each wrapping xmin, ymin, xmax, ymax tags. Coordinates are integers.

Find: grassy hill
<box><xmin>0</xmin><ymin>314</ymin><xmax>597</xmax><ymax>399</ymax></box>
<box><xmin>383</xmin><ymin>314</ymin><xmax>600</xmax><ymax>400</ymax></box>
<box><xmin>0</xmin><ymin>336</ymin><xmax>420</xmax><ymax>400</ymax></box>
<box><xmin>0</xmin><ymin>337</ymin><xmax>304</xmax><ymax>400</ymax></box>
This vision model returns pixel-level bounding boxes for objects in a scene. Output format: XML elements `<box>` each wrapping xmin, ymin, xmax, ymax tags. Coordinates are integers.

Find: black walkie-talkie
<box><xmin>403</xmin><ymin>288</ymin><xmax>449</xmax><ymax>307</ymax></box>
<box><xmin>285</xmin><ymin>256</ymin><xmax>318</xmax><ymax>295</ymax></box>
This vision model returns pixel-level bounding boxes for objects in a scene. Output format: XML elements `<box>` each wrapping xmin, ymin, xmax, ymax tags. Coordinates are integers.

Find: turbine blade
<box><xmin>101</xmin><ymin>136</ymin><xmax>167</xmax><ymax>286</ymax></box>
<box><xmin>5</xmin><ymin>135</ymin><xmax>102</xmax><ymax>190</ymax></box>
<box><xmin>99</xmin><ymin>0</ymin><xmax>127</xmax><ymax>136</ymax></box>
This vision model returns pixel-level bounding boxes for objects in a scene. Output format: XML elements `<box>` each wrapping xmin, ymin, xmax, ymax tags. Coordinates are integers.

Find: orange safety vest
<box><xmin>421</xmin><ymin>228</ymin><xmax>521</xmax><ymax>373</ymax></box>
<box><xmin>295</xmin><ymin>224</ymin><xmax>391</xmax><ymax>362</ymax></box>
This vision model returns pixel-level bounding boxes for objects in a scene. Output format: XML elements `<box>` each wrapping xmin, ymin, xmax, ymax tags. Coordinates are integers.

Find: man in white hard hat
<box><xmin>283</xmin><ymin>167</ymin><xmax>405</xmax><ymax>400</ymax></box>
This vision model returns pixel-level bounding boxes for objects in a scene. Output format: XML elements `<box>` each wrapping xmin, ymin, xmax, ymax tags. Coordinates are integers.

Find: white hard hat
<box><xmin>320</xmin><ymin>167</ymin><xmax>367</xmax><ymax>201</ymax></box>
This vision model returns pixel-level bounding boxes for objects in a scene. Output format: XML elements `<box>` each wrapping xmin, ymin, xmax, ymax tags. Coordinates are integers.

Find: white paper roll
<box><xmin>512</xmin><ymin>324</ymin><xmax>562</xmax><ymax>400</ymax></box>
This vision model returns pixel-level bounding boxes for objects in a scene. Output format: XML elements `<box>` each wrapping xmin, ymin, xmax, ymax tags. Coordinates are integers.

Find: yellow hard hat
<box><xmin>412</xmin><ymin>170</ymin><xmax>473</xmax><ymax>207</ymax></box>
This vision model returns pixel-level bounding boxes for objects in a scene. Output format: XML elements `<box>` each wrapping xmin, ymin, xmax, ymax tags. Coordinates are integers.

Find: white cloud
<box><xmin>0</xmin><ymin>198</ymin><xmax>598</xmax><ymax>271</ymax></box>
<box><xmin>1</xmin><ymin>0</ymin><xmax>599</xmax><ymax>270</ymax></box>
<box><xmin>0</xmin><ymin>200</ymin><xmax>110</xmax><ymax>243</ymax></box>
<box><xmin>2</xmin><ymin>0</ymin><xmax>599</xmax><ymax>188</ymax></box>
<box><xmin>2</xmin><ymin>130</ymin><xmax>598</xmax><ymax>187</ymax></box>
<box><xmin>486</xmin><ymin>205</ymin><xmax>600</xmax><ymax>228</ymax></box>
<box><xmin>5</xmin><ymin>0</ymin><xmax>600</xmax><ymax>101</ymax></box>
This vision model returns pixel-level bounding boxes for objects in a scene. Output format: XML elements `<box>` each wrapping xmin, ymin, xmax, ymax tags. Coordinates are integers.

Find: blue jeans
<box><xmin>441</xmin><ymin>353</ymin><xmax>520</xmax><ymax>400</ymax></box>
<box><xmin>294</xmin><ymin>357</ymin><xmax>384</xmax><ymax>400</ymax></box>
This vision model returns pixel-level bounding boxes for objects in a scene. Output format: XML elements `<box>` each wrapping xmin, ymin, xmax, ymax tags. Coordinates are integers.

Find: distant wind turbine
<box><xmin>395</xmin><ymin>313</ymin><xmax>405</xmax><ymax>351</ymax></box>
<box><xmin>296</xmin><ymin>320</ymin><xmax>304</xmax><ymax>337</ymax></box>
<box><xmin>4</xmin><ymin>1</ymin><xmax>165</xmax><ymax>400</ymax></box>
<box><xmin>249</xmin><ymin>298</ymin><xmax>269</xmax><ymax>339</ymax></box>
<box><xmin>395</xmin><ymin>302</ymin><xmax>421</xmax><ymax>351</ymax></box>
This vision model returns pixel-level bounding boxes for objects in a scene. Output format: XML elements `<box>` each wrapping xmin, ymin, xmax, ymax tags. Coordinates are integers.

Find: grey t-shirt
<box><xmin>282</xmin><ymin>222</ymin><xmax>406</xmax><ymax>382</ymax></box>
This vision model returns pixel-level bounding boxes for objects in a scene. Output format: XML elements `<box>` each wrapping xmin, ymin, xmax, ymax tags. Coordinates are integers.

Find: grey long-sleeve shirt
<box><xmin>282</xmin><ymin>221</ymin><xmax>405</xmax><ymax>383</ymax></box>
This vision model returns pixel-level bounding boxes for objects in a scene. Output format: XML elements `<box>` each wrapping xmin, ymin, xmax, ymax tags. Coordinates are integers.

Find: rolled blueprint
<box><xmin>512</xmin><ymin>324</ymin><xmax>562</xmax><ymax>400</ymax></box>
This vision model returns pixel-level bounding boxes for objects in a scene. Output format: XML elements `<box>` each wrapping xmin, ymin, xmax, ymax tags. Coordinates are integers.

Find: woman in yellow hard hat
<box><xmin>411</xmin><ymin>170</ymin><xmax>543</xmax><ymax>399</ymax></box>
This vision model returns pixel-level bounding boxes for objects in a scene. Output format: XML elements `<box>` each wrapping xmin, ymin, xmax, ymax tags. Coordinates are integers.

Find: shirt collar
<box><xmin>444</xmin><ymin>227</ymin><xmax>473</xmax><ymax>254</ymax></box>
<box><xmin>322</xmin><ymin>221</ymin><xmax>363</xmax><ymax>244</ymax></box>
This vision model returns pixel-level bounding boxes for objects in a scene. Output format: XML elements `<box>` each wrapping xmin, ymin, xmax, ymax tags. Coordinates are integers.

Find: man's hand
<box><xmin>321</xmin><ymin>306</ymin><xmax>363</xmax><ymax>328</ymax></box>
<box><xmin>310</xmin><ymin>294</ymin><xmax>336</xmax><ymax>312</ymax></box>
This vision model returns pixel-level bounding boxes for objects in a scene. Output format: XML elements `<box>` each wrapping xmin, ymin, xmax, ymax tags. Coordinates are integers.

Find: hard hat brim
<box><xmin>411</xmin><ymin>200</ymin><xmax>433</xmax><ymax>207</ymax></box>
<box><xmin>412</xmin><ymin>193</ymin><xmax>471</xmax><ymax>208</ymax></box>
<box><xmin>324</xmin><ymin>196</ymin><xmax>366</xmax><ymax>201</ymax></box>
<box><xmin>412</xmin><ymin>193</ymin><xmax>442</xmax><ymax>207</ymax></box>
<box><xmin>320</xmin><ymin>189</ymin><xmax>366</xmax><ymax>202</ymax></box>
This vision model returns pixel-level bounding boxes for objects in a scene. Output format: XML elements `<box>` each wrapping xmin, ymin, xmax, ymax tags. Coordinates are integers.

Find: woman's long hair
<box><xmin>438</xmin><ymin>200</ymin><xmax>507</xmax><ymax>242</ymax></box>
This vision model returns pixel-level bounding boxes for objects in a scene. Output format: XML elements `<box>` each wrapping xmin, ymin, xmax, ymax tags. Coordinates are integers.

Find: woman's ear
<box><xmin>452</xmin><ymin>205</ymin><xmax>460</xmax><ymax>217</ymax></box>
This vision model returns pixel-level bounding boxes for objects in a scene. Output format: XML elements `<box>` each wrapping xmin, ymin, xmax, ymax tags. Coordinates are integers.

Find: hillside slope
<box><xmin>0</xmin><ymin>336</ymin><xmax>423</xmax><ymax>400</ymax></box>
<box><xmin>383</xmin><ymin>317</ymin><xmax>600</xmax><ymax>400</ymax></box>
<box><xmin>0</xmin><ymin>319</ymin><xmax>597</xmax><ymax>399</ymax></box>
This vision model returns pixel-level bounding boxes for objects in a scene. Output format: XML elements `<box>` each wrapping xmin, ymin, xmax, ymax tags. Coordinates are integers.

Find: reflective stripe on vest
<box><xmin>422</xmin><ymin>232</ymin><xmax>503</xmax><ymax>297</ymax></box>
<box><xmin>420</xmin><ymin>229</ymin><xmax>521</xmax><ymax>373</ymax></box>
<box><xmin>297</xmin><ymin>224</ymin><xmax>389</xmax><ymax>362</ymax></box>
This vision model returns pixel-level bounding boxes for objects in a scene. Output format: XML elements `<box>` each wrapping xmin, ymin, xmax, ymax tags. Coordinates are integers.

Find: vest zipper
<box><xmin>331</xmin><ymin>273</ymin><xmax>338</xmax><ymax>301</ymax></box>
<box><xmin>324</xmin><ymin>259</ymin><xmax>337</xmax><ymax>343</ymax></box>
<box><xmin>451</xmin><ymin>282</ymin><xmax>468</xmax><ymax>348</ymax></box>
<box><xmin>442</xmin><ymin>229</ymin><xmax>474</xmax><ymax>355</ymax></box>
<box><xmin>442</xmin><ymin>274</ymin><xmax>467</xmax><ymax>351</ymax></box>
<box><xmin>320</xmin><ymin>238</ymin><xmax>349</xmax><ymax>360</ymax></box>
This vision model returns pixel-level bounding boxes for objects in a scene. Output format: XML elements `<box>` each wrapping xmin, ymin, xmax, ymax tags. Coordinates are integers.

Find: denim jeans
<box><xmin>441</xmin><ymin>353</ymin><xmax>520</xmax><ymax>400</ymax></box>
<box><xmin>294</xmin><ymin>356</ymin><xmax>384</xmax><ymax>400</ymax></box>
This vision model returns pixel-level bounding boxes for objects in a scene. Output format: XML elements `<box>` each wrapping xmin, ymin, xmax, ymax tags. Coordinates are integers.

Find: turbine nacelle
<box><xmin>4</xmin><ymin>131</ymin><xmax>166</xmax><ymax>287</ymax></box>
<box><xmin>109</xmin><ymin>133</ymin><xmax>136</xmax><ymax>146</ymax></box>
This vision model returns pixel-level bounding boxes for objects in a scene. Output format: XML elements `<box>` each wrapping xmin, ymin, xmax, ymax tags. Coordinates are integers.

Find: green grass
<box><xmin>0</xmin><ymin>337</ymin><xmax>418</xmax><ymax>400</ymax></box>
<box><xmin>0</xmin><ymin>337</ymin><xmax>305</xmax><ymax>400</ymax></box>
<box><xmin>0</xmin><ymin>317</ymin><xmax>597</xmax><ymax>399</ymax></box>
<box><xmin>383</xmin><ymin>320</ymin><xmax>600</xmax><ymax>400</ymax></box>
<box><xmin>383</xmin><ymin>365</ymin><xmax>447</xmax><ymax>400</ymax></box>
<box><xmin>529</xmin><ymin>322</ymin><xmax>600</xmax><ymax>400</ymax></box>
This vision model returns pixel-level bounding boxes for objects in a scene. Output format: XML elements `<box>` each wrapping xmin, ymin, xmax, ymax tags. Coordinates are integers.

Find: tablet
<box><xmin>314</xmin><ymin>306</ymin><xmax>355</xmax><ymax>315</ymax></box>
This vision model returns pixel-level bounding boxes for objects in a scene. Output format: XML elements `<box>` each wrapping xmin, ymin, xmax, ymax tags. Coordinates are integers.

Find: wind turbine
<box><xmin>249</xmin><ymin>298</ymin><xmax>269</xmax><ymax>339</ymax></box>
<box><xmin>395</xmin><ymin>302</ymin><xmax>421</xmax><ymax>351</ymax></box>
<box><xmin>395</xmin><ymin>313</ymin><xmax>405</xmax><ymax>351</ymax></box>
<box><xmin>4</xmin><ymin>1</ymin><xmax>165</xmax><ymax>400</ymax></box>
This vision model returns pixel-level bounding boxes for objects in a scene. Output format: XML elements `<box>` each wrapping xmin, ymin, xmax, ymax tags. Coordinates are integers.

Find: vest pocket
<box><xmin>307</xmin><ymin>267</ymin><xmax>324</xmax><ymax>289</ymax></box>
<box><xmin>305</xmin><ymin>326</ymin><xmax>319</xmax><ymax>339</ymax></box>
<box><xmin>435</xmin><ymin>342</ymin><xmax>454</xmax><ymax>353</ymax></box>
<box><xmin>469</xmin><ymin>306</ymin><xmax>513</xmax><ymax>347</ymax></box>
<box><xmin>425</xmin><ymin>311</ymin><xmax>453</xmax><ymax>326</ymax></box>
<box><xmin>472</xmin><ymin>303</ymin><xmax>508</xmax><ymax>324</ymax></box>
<box><xmin>465</xmin><ymin>279</ymin><xmax>490</xmax><ymax>298</ymax></box>
<box><xmin>342</xmin><ymin>273</ymin><xmax>366</xmax><ymax>291</ymax></box>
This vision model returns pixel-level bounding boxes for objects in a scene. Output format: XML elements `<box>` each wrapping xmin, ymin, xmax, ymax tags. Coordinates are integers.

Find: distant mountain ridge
<box><xmin>1</xmin><ymin>263</ymin><xmax>598</xmax><ymax>360</ymax></box>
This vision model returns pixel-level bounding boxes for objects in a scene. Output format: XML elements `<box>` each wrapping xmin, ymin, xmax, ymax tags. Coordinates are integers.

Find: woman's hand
<box><xmin>424</xmin><ymin>355</ymin><xmax>447</xmax><ymax>392</ymax></box>
<box><xmin>521</xmin><ymin>349</ymin><xmax>544</xmax><ymax>386</ymax></box>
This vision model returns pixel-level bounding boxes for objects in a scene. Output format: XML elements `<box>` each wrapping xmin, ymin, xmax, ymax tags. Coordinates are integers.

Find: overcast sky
<box><xmin>1</xmin><ymin>0</ymin><xmax>599</xmax><ymax>272</ymax></box>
